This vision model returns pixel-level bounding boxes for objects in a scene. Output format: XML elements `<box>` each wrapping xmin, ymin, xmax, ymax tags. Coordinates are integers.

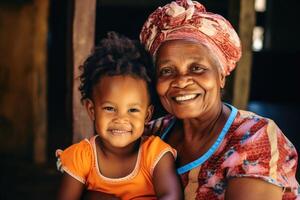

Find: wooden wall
<box><xmin>0</xmin><ymin>0</ymin><xmax>48</xmax><ymax>163</ymax></box>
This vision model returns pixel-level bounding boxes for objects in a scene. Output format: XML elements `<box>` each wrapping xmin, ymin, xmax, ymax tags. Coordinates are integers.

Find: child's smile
<box><xmin>107</xmin><ymin>125</ymin><xmax>132</xmax><ymax>136</ymax></box>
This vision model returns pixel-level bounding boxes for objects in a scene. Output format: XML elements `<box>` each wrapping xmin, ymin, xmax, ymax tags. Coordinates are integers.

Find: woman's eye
<box><xmin>103</xmin><ymin>106</ymin><xmax>115</xmax><ymax>112</ymax></box>
<box><xmin>190</xmin><ymin>65</ymin><xmax>205</xmax><ymax>73</ymax></box>
<box><xmin>158</xmin><ymin>67</ymin><xmax>174</xmax><ymax>77</ymax></box>
<box><xmin>128</xmin><ymin>108</ymin><xmax>140</xmax><ymax>113</ymax></box>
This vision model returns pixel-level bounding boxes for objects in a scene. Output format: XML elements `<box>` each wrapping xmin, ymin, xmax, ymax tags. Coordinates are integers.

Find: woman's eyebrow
<box><xmin>158</xmin><ymin>56</ymin><xmax>204</xmax><ymax>65</ymax></box>
<box><xmin>187</xmin><ymin>56</ymin><xmax>205</xmax><ymax>61</ymax></box>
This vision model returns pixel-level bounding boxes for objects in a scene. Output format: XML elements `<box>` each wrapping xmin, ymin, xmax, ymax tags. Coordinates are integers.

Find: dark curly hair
<box><xmin>79</xmin><ymin>31</ymin><xmax>155</xmax><ymax>103</ymax></box>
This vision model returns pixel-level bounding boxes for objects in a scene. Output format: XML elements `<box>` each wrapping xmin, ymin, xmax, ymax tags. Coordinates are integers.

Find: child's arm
<box><xmin>82</xmin><ymin>191</ymin><xmax>121</xmax><ymax>200</ymax></box>
<box><xmin>152</xmin><ymin>152</ymin><xmax>183</xmax><ymax>200</ymax></box>
<box><xmin>57</xmin><ymin>173</ymin><xmax>85</xmax><ymax>200</ymax></box>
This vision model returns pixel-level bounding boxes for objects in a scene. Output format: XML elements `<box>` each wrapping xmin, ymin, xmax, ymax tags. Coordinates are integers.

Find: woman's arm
<box><xmin>152</xmin><ymin>152</ymin><xmax>183</xmax><ymax>200</ymax></box>
<box><xmin>225</xmin><ymin>177</ymin><xmax>283</xmax><ymax>200</ymax></box>
<box><xmin>57</xmin><ymin>173</ymin><xmax>85</xmax><ymax>200</ymax></box>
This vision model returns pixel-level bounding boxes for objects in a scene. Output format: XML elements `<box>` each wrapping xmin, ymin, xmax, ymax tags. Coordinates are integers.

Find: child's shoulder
<box><xmin>59</xmin><ymin>137</ymin><xmax>93</xmax><ymax>153</ymax></box>
<box><xmin>141</xmin><ymin>136</ymin><xmax>176</xmax><ymax>160</ymax></box>
<box><xmin>140</xmin><ymin>136</ymin><xmax>176</xmax><ymax>175</ymax></box>
<box><xmin>56</xmin><ymin>137</ymin><xmax>96</xmax><ymax>178</ymax></box>
<box><xmin>56</xmin><ymin>136</ymin><xmax>95</xmax><ymax>164</ymax></box>
<box><xmin>141</xmin><ymin>135</ymin><xmax>168</xmax><ymax>148</ymax></box>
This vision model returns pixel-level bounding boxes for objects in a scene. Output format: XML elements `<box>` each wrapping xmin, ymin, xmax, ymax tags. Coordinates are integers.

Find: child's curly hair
<box><xmin>79</xmin><ymin>31</ymin><xmax>155</xmax><ymax>102</ymax></box>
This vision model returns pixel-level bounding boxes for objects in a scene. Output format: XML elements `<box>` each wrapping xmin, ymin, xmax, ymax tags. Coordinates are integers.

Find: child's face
<box><xmin>86</xmin><ymin>75</ymin><xmax>153</xmax><ymax>148</ymax></box>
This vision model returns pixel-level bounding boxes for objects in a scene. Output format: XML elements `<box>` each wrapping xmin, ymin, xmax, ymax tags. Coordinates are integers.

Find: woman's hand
<box><xmin>82</xmin><ymin>190</ymin><xmax>121</xmax><ymax>200</ymax></box>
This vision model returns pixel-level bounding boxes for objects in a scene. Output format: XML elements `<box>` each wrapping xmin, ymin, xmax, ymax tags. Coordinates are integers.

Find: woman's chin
<box><xmin>172</xmin><ymin>109</ymin><xmax>202</xmax><ymax>119</ymax></box>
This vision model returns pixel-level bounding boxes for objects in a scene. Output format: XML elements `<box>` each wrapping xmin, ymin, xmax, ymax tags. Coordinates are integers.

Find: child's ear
<box><xmin>84</xmin><ymin>99</ymin><xmax>95</xmax><ymax>121</ymax></box>
<box><xmin>145</xmin><ymin>105</ymin><xmax>154</xmax><ymax>124</ymax></box>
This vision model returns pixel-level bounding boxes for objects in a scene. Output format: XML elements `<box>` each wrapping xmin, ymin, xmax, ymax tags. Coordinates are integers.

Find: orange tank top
<box><xmin>56</xmin><ymin>135</ymin><xmax>176</xmax><ymax>199</ymax></box>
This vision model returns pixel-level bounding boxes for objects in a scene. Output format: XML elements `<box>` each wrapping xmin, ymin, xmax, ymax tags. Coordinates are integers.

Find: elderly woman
<box><xmin>139</xmin><ymin>0</ymin><xmax>299</xmax><ymax>200</ymax></box>
<box><xmin>84</xmin><ymin>0</ymin><xmax>299</xmax><ymax>199</ymax></box>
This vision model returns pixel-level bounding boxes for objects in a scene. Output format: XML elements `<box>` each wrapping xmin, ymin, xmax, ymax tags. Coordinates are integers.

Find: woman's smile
<box><xmin>171</xmin><ymin>93</ymin><xmax>200</xmax><ymax>103</ymax></box>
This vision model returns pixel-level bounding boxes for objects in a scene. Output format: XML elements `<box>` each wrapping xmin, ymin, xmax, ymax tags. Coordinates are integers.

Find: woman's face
<box><xmin>155</xmin><ymin>39</ymin><xmax>225</xmax><ymax>119</ymax></box>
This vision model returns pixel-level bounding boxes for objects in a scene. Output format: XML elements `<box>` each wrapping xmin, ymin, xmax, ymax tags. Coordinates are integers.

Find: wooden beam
<box><xmin>32</xmin><ymin>0</ymin><xmax>49</xmax><ymax>164</ymax></box>
<box><xmin>72</xmin><ymin>0</ymin><xmax>96</xmax><ymax>143</ymax></box>
<box><xmin>233</xmin><ymin>0</ymin><xmax>255</xmax><ymax>109</ymax></box>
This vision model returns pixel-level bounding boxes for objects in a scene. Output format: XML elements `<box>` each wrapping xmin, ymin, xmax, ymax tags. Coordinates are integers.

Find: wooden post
<box><xmin>232</xmin><ymin>0</ymin><xmax>255</xmax><ymax>109</ymax></box>
<box><xmin>32</xmin><ymin>0</ymin><xmax>49</xmax><ymax>164</ymax></box>
<box><xmin>72</xmin><ymin>0</ymin><xmax>96</xmax><ymax>143</ymax></box>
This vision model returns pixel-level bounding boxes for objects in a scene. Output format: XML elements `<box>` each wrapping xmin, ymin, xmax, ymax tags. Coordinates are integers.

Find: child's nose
<box><xmin>113</xmin><ymin>113</ymin><xmax>129</xmax><ymax>123</ymax></box>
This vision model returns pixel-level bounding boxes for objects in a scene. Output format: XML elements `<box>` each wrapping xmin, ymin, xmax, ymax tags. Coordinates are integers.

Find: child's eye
<box><xmin>103</xmin><ymin>106</ymin><xmax>116</xmax><ymax>112</ymax></box>
<box><xmin>128</xmin><ymin>108</ymin><xmax>140</xmax><ymax>113</ymax></box>
<box><xmin>190</xmin><ymin>64</ymin><xmax>205</xmax><ymax>73</ymax></box>
<box><xmin>158</xmin><ymin>67</ymin><xmax>174</xmax><ymax>77</ymax></box>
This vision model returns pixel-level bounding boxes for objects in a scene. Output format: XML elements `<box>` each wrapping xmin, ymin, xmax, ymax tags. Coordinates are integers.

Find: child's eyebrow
<box><xmin>100</xmin><ymin>101</ymin><xmax>115</xmax><ymax>105</ymax></box>
<box><xmin>128</xmin><ymin>103</ymin><xmax>142</xmax><ymax>107</ymax></box>
<box><xmin>101</xmin><ymin>101</ymin><xmax>111</xmax><ymax>104</ymax></box>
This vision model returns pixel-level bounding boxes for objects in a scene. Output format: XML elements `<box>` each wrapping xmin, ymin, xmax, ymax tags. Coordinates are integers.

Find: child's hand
<box><xmin>82</xmin><ymin>190</ymin><xmax>121</xmax><ymax>200</ymax></box>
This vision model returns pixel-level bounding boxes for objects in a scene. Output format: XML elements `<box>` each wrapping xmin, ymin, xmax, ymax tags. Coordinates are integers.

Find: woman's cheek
<box><xmin>160</xmin><ymin>98</ymin><xmax>174</xmax><ymax>114</ymax></box>
<box><xmin>156</xmin><ymin>81</ymin><xmax>174</xmax><ymax>114</ymax></box>
<box><xmin>156</xmin><ymin>79</ymin><xmax>169</xmax><ymax>99</ymax></box>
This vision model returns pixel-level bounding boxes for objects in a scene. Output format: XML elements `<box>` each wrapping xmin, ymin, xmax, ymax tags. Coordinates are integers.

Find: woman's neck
<box><xmin>168</xmin><ymin>103</ymin><xmax>230</xmax><ymax>166</ymax></box>
<box><xmin>181</xmin><ymin>102</ymin><xmax>225</xmax><ymax>142</ymax></box>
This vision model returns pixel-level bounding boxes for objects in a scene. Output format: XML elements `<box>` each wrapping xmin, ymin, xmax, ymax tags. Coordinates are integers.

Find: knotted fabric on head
<box><xmin>140</xmin><ymin>0</ymin><xmax>242</xmax><ymax>75</ymax></box>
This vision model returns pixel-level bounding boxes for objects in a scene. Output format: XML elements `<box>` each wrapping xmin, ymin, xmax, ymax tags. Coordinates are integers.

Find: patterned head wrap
<box><xmin>140</xmin><ymin>0</ymin><xmax>242</xmax><ymax>75</ymax></box>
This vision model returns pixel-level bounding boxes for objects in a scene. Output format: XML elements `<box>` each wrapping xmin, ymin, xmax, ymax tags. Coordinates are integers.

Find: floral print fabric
<box><xmin>146</xmin><ymin>105</ymin><xmax>299</xmax><ymax>199</ymax></box>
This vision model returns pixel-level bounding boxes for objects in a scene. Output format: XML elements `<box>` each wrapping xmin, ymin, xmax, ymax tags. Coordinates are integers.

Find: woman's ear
<box><xmin>219</xmin><ymin>71</ymin><xmax>226</xmax><ymax>89</ymax></box>
<box><xmin>145</xmin><ymin>105</ymin><xmax>154</xmax><ymax>124</ymax></box>
<box><xmin>84</xmin><ymin>99</ymin><xmax>95</xmax><ymax>121</ymax></box>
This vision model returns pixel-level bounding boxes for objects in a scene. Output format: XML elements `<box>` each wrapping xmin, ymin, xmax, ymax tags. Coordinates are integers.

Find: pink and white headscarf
<box><xmin>140</xmin><ymin>0</ymin><xmax>242</xmax><ymax>75</ymax></box>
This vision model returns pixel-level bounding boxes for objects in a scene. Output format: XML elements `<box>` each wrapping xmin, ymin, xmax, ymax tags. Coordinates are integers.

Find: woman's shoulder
<box><xmin>145</xmin><ymin>114</ymin><xmax>175</xmax><ymax>137</ymax></box>
<box><xmin>223</xmin><ymin>107</ymin><xmax>297</xmax><ymax>156</ymax></box>
<box><xmin>219</xmin><ymin>109</ymin><xmax>299</xmax><ymax>196</ymax></box>
<box><xmin>231</xmin><ymin>109</ymin><xmax>271</xmax><ymax>135</ymax></box>
<box><xmin>228</xmin><ymin>108</ymin><xmax>297</xmax><ymax>154</ymax></box>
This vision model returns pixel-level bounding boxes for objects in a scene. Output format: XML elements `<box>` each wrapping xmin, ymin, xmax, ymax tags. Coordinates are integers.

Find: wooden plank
<box><xmin>233</xmin><ymin>0</ymin><xmax>255</xmax><ymax>109</ymax></box>
<box><xmin>32</xmin><ymin>0</ymin><xmax>49</xmax><ymax>164</ymax></box>
<box><xmin>0</xmin><ymin>5</ymin><xmax>34</xmax><ymax>156</ymax></box>
<box><xmin>72</xmin><ymin>0</ymin><xmax>96</xmax><ymax>143</ymax></box>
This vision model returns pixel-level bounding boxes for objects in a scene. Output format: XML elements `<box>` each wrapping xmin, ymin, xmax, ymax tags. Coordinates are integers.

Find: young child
<box><xmin>56</xmin><ymin>32</ymin><xmax>182</xmax><ymax>200</ymax></box>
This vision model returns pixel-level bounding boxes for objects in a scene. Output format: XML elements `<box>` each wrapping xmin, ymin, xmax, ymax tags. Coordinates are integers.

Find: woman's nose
<box><xmin>171</xmin><ymin>75</ymin><xmax>194</xmax><ymax>88</ymax></box>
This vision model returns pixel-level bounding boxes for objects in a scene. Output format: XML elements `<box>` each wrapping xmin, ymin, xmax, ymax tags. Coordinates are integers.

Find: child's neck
<box><xmin>96</xmin><ymin>137</ymin><xmax>141</xmax><ymax>159</ymax></box>
<box><xmin>95</xmin><ymin>137</ymin><xmax>142</xmax><ymax>179</ymax></box>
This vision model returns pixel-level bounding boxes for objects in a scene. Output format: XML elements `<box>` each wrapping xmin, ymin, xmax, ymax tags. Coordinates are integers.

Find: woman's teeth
<box><xmin>174</xmin><ymin>94</ymin><xmax>197</xmax><ymax>102</ymax></box>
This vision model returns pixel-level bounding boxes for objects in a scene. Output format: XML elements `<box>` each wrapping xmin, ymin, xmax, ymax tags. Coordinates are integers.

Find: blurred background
<box><xmin>0</xmin><ymin>0</ymin><xmax>299</xmax><ymax>199</ymax></box>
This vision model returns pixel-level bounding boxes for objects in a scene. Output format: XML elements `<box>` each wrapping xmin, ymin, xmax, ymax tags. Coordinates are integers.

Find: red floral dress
<box><xmin>147</xmin><ymin>104</ymin><xmax>299</xmax><ymax>199</ymax></box>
